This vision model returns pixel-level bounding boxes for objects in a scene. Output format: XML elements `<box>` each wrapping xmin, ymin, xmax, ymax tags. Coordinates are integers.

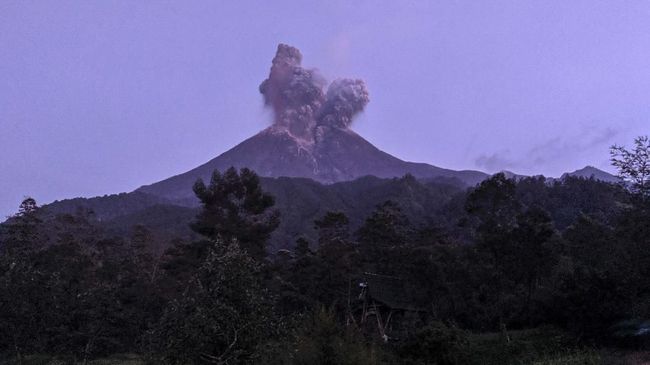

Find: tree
<box><xmin>1</xmin><ymin>197</ymin><xmax>42</xmax><ymax>257</ymax></box>
<box><xmin>464</xmin><ymin>173</ymin><xmax>521</xmax><ymax>329</ymax></box>
<box><xmin>357</xmin><ymin>201</ymin><xmax>412</xmax><ymax>274</ymax></box>
<box><xmin>465</xmin><ymin>173</ymin><xmax>521</xmax><ymax>236</ymax></box>
<box><xmin>357</xmin><ymin>201</ymin><xmax>411</xmax><ymax>248</ymax></box>
<box><xmin>314</xmin><ymin>211</ymin><xmax>350</xmax><ymax>247</ymax></box>
<box><xmin>511</xmin><ymin>206</ymin><xmax>556</xmax><ymax>322</ymax></box>
<box><xmin>0</xmin><ymin>198</ymin><xmax>45</xmax><ymax>362</ymax></box>
<box><xmin>611</xmin><ymin>135</ymin><xmax>650</xmax><ymax>198</ymax></box>
<box><xmin>128</xmin><ymin>225</ymin><xmax>160</xmax><ymax>283</ymax></box>
<box><xmin>294</xmin><ymin>237</ymin><xmax>312</xmax><ymax>257</ymax></box>
<box><xmin>465</xmin><ymin>174</ymin><xmax>521</xmax><ymax>268</ymax></box>
<box><xmin>610</xmin><ymin>136</ymin><xmax>650</xmax><ymax>318</ymax></box>
<box><xmin>152</xmin><ymin>238</ymin><xmax>275</xmax><ymax>364</ymax></box>
<box><xmin>191</xmin><ymin>167</ymin><xmax>280</xmax><ymax>260</ymax></box>
<box><xmin>550</xmin><ymin>216</ymin><xmax>632</xmax><ymax>337</ymax></box>
<box><xmin>277</xmin><ymin>212</ymin><xmax>358</xmax><ymax>311</ymax></box>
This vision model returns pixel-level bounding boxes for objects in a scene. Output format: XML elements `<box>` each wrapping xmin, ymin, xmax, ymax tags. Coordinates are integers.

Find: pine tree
<box><xmin>191</xmin><ymin>167</ymin><xmax>280</xmax><ymax>260</ymax></box>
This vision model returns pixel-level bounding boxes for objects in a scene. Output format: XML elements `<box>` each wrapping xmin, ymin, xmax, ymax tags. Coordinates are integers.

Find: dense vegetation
<box><xmin>1</xmin><ymin>138</ymin><xmax>649</xmax><ymax>364</ymax></box>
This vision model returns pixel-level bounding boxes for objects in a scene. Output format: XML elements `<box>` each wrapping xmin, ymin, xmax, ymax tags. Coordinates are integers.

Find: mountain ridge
<box><xmin>136</xmin><ymin>125</ymin><xmax>488</xmax><ymax>202</ymax></box>
<box><xmin>562</xmin><ymin>165</ymin><xmax>620</xmax><ymax>183</ymax></box>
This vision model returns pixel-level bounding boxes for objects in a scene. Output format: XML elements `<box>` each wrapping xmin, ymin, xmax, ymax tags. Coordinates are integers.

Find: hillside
<box><xmin>45</xmin><ymin>175</ymin><xmax>465</xmax><ymax>250</ymax></box>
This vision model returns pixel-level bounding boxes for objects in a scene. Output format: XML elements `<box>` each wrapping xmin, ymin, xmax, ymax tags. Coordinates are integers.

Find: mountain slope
<box><xmin>562</xmin><ymin>166</ymin><xmax>620</xmax><ymax>183</ymax></box>
<box><xmin>136</xmin><ymin>126</ymin><xmax>486</xmax><ymax>202</ymax></box>
<box><xmin>45</xmin><ymin>175</ymin><xmax>466</xmax><ymax>250</ymax></box>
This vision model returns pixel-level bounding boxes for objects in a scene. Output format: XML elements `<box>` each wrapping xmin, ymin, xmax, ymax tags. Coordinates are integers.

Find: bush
<box><xmin>397</xmin><ymin>321</ymin><xmax>470</xmax><ymax>365</ymax></box>
<box><xmin>466</xmin><ymin>326</ymin><xmax>580</xmax><ymax>365</ymax></box>
<box><xmin>272</xmin><ymin>307</ymin><xmax>382</xmax><ymax>365</ymax></box>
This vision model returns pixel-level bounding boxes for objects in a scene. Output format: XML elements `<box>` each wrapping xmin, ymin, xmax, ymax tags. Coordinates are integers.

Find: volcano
<box><xmin>137</xmin><ymin>124</ymin><xmax>487</xmax><ymax>201</ymax></box>
<box><xmin>136</xmin><ymin>44</ymin><xmax>486</xmax><ymax>202</ymax></box>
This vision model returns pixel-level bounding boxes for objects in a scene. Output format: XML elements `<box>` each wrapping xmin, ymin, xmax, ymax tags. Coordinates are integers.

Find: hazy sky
<box><xmin>2</xmin><ymin>1</ymin><xmax>649</xmax><ymax>218</ymax></box>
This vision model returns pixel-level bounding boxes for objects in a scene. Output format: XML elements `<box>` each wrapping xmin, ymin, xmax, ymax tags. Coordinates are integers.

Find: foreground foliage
<box><xmin>1</xmin><ymin>138</ymin><xmax>649</xmax><ymax>363</ymax></box>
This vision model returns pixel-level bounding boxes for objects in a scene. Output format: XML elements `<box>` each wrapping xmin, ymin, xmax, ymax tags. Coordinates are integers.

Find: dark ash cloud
<box><xmin>259</xmin><ymin>44</ymin><xmax>369</xmax><ymax>140</ymax></box>
<box><xmin>319</xmin><ymin>78</ymin><xmax>370</xmax><ymax>128</ymax></box>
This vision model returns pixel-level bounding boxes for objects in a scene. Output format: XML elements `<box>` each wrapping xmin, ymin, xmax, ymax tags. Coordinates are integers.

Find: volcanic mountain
<box><xmin>137</xmin><ymin>44</ymin><xmax>486</xmax><ymax>202</ymax></box>
<box><xmin>28</xmin><ymin>44</ymin><xmax>622</xmax><ymax>250</ymax></box>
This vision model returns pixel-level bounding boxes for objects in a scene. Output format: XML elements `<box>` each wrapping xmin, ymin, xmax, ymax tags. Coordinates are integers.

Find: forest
<box><xmin>0</xmin><ymin>137</ymin><xmax>649</xmax><ymax>365</ymax></box>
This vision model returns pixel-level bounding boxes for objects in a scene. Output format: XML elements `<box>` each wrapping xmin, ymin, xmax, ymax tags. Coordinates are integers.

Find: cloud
<box><xmin>474</xmin><ymin>150</ymin><xmax>516</xmax><ymax>172</ymax></box>
<box><xmin>474</xmin><ymin>126</ymin><xmax>620</xmax><ymax>174</ymax></box>
<box><xmin>526</xmin><ymin>126</ymin><xmax>619</xmax><ymax>163</ymax></box>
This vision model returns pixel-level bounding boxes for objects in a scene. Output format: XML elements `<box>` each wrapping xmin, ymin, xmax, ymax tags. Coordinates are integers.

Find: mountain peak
<box><xmin>135</xmin><ymin>44</ymin><xmax>487</xmax><ymax>201</ymax></box>
<box><xmin>562</xmin><ymin>166</ymin><xmax>620</xmax><ymax>183</ymax></box>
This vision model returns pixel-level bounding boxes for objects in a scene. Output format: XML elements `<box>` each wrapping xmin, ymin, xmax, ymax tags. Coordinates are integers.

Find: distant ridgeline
<box><xmin>42</xmin><ymin>175</ymin><xmax>466</xmax><ymax>251</ymax></box>
<box><xmin>40</xmin><ymin>169</ymin><xmax>622</xmax><ymax>252</ymax></box>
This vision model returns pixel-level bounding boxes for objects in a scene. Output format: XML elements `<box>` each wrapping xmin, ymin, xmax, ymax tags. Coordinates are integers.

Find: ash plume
<box><xmin>318</xmin><ymin>78</ymin><xmax>369</xmax><ymax>128</ymax></box>
<box><xmin>259</xmin><ymin>44</ymin><xmax>369</xmax><ymax>140</ymax></box>
<box><xmin>259</xmin><ymin>44</ymin><xmax>325</xmax><ymax>140</ymax></box>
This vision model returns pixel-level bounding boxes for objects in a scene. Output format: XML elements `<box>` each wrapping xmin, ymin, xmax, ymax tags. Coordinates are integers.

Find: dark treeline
<box><xmin>1</xmin><ymin>138</ymin><xmax>649</xmax><ymax>364</ymax></box>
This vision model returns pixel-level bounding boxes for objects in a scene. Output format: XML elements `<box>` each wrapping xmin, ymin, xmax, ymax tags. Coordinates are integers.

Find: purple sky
<box><xmin>2</xmin><ymin>1</ymin><xmax>649</xmax><ymax>218</ymax></box>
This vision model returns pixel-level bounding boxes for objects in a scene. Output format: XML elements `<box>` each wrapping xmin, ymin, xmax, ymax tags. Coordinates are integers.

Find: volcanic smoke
<box><xmin>259</xmin><ymin>44</ymin><xmax>369</xmax><ymax>141</ymax></box>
